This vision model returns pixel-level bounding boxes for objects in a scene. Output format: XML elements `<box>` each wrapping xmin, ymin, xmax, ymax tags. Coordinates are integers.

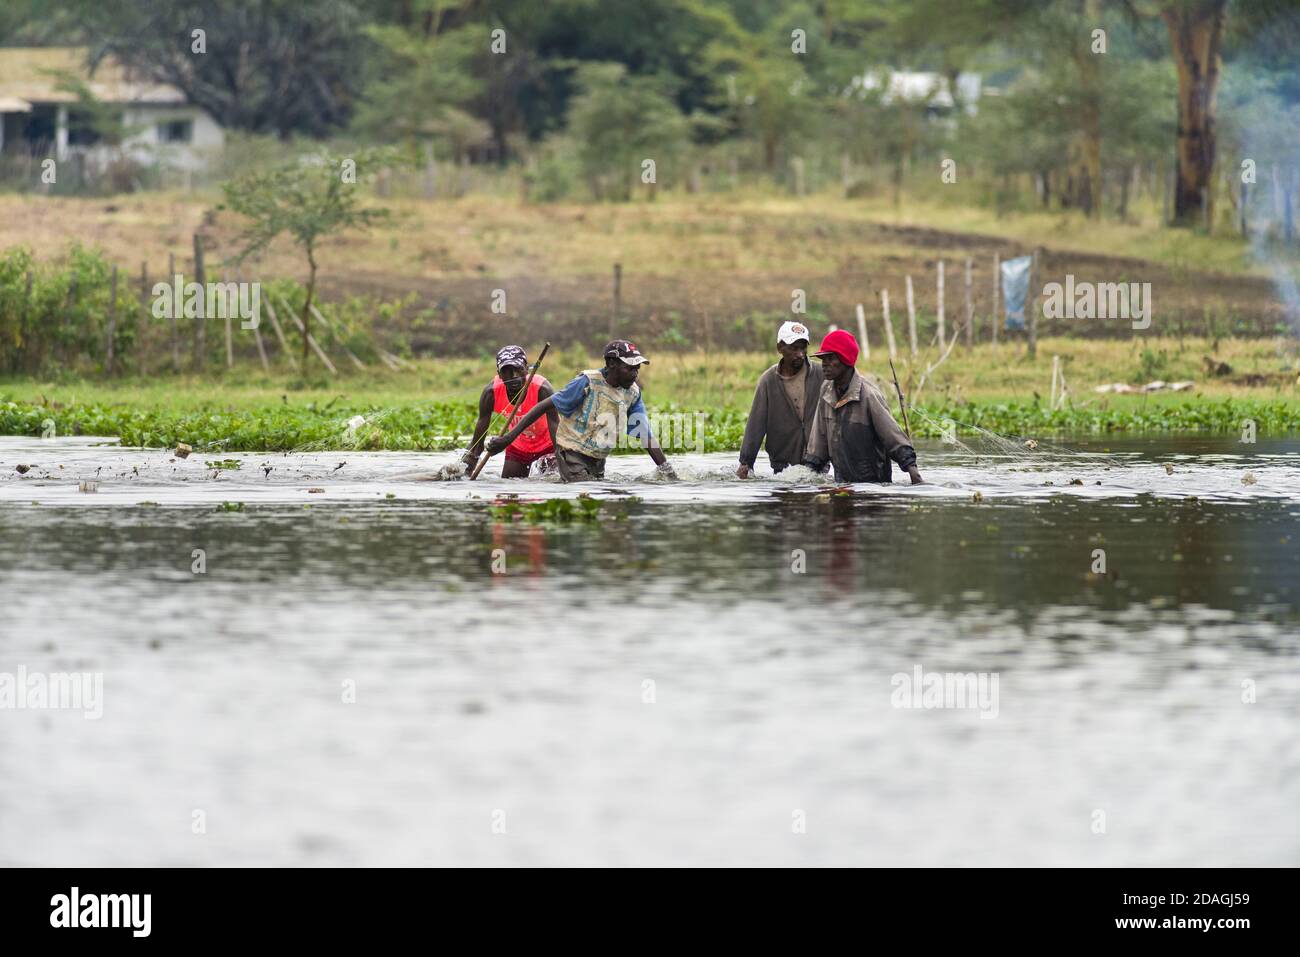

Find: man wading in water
<box><xmin>487</xmin><ymin>340</ymin><xmax>678</xmax><ymax>483</ymax></box>
<box><xmin>463</xmin><ymin>345</ymin><xmax>558</xmax><ymax>478</ymax></box>
<box><xmin>802</xmin><ymin>330</ymin><xmax>923</xmax><ymax>484</ymax></box>
<box><xmin>736</xmin><ymin>320</ymin><xmax>825</xmax><ymax>478</ymax></box>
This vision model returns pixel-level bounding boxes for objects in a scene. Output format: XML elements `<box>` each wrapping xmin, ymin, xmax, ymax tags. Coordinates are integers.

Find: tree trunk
<box><xmin>1074</xmin><ymin>2</ymin><xmax>1103</xmax><ymax>219</ymax></box>
<box><xmin>302</xmin><ymin>254</ymin><xmax>316</xmax><ymax>369</ymax></box>
<box><xmin>1162</xmin><ymin>1</ymin><xmax>1228</xmax><ymax>227</ymax></box>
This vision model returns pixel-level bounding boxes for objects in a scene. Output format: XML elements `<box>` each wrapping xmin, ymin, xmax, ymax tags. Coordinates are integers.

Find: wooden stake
<box><xmin>936</xmin><ymin>260</ymin><xmax>945</xmax><ymax>350</ymax></box>
<box><xmin>192</xmin><ymin>233</ymin><xmax>206</xmax><ymax>371</ymax></box>
<box><xmin>105</xmin><ymin>265</ymin><xmax>117</xmax><ymax>375</ymax></box>
<box><xmin>992</xmin><ymin>252</ymin><xmax>1000</xmax><ymax>349</ymax></box>
<box><xmin>1027</xmin><ymin>248</ymin><xmax>1040</xmax><ymax>360</ymax></box>
<box><xmin>223</xmin><ymin>271</ymin><xmax>234</xmax><ymax>370</ymax></box>
<box><xmin>881</xmin><ymin>289</ymin><xmax>897</xmax><ymax>361</ymax></box>
<box><xmin>855</xmin><ymin>302</ymin><xmax>870</xmax><ymax>360</ymax></box>
<box><xmin>168</xmin><ymin>252</ymin><xmax>179</xmax><ymax>371</ymax></box>
<box><xmin>964</xmin><ymin>256</ymin><xmax>973</xmax><ymax>347</ymax></box>
<box><xmin>905</xmin><ymin>274</ymin><xmax>918</xmax><ymax>357</ymax></box>
<box><xmin>612</xmin><ymin>262</ymin><xmax>621</xmax><ymax>340</ymax></box>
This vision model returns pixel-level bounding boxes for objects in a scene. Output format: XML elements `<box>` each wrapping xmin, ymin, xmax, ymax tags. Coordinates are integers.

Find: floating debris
<box><xmin>971</xmin><ymin>491</ymin><xmax>984</xmax><ymax>503</ymax></box>
<box><xmin>78</xmin><ymin>480</ymin><xmax>98</xmax><ymax>493</ymax></box>
<box><xmin>14</xmin><ymin>463</ymin><xmax>31</xmax><ymax>474</ymax></box>
<box><xmin>1024</xmin><ymin>439</ymin><xmax>1039</xmax><ymax>450</ymax></box>
<box><xmin>1164</xmin><ymin>463</ymin><xmax>1174</xmax><ymax>474</ymax></box>
<box><xmin>307</xmin><ymin>487</ymin><xmax>325</xmax><ymax>493</ymax></box>
<box><xmin>175</xmin><ymin>443</ymin><xmax>193</xmax><ymax>459</ymax></box>
<box><xmin>1242</xmin><ymin>472</ymin><xmax>1257</xmax><ymax>486</ymax></box>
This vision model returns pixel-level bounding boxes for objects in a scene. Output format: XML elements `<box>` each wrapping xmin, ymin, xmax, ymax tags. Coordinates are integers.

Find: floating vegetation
<box><xmin>491</xmin><ymin>493</ymin><xmax>637</xmax><ymax>524</ymax></box>
<box><xmin>204</xmin><ymin>459</ymin><xmax>242</xmax><ymax>470</ymax></box>
<box><xmin>214</xmin><ymin>501</ymin><xmax>246</xmax><ymax>512</ymax></box>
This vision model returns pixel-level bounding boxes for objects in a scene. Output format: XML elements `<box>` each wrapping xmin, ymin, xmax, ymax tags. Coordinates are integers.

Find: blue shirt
<box><xmin>551</xmin><ymin>371</ymin><xmax>653</xmax><ymax>443</ymax></box>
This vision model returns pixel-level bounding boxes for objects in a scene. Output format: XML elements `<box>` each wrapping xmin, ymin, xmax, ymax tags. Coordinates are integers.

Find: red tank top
<box><xmin>492</xmin><ymin>374</ymin><xmax>553</xmax><ymax>455</ymax></box>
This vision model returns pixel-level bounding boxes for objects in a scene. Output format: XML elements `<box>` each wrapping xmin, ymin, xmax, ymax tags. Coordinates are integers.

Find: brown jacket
<box><xmin>738</xmin><ymin>360</ymin><xmax>825</xmax><ymax>471</ymax></box>
<box><xmin>803</xmin><ymin>372</ymin><xmax>916</xmax><ymax>482</ymax></box>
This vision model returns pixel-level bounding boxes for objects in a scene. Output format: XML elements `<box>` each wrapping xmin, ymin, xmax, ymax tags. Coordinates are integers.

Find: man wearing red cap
<box><xmin>801</xmin><ymin>330</ymin><xmax>923</xmax><ymax>484</ymax></box>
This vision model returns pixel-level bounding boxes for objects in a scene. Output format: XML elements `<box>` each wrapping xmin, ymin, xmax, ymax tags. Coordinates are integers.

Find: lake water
<box><xmin>1</xmin><ymin>435</ymin><xmax>1298</xmax><ymax>866</ymax></box>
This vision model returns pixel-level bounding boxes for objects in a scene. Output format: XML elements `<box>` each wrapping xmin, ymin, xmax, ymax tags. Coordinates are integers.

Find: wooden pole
<box><xmin>105</xmin><ymin>265</ymin><xmax>117</xmax><ymax>375</ymax></box>
<box><xmin>936</xmin><ymin>260</ymin><xmax>945</xmax><ymax>350</ymax></box>
<box><xmin>611</xmin><ymin>262</ymin><xmax>621</xmax><ymax>340</ymax></box>
<box><xmin>167</xmin><ymin>252</ymin><xmax>179</xmax><ymax>371</ymax></box>
<box><xmin>192</xmin><ymin>233</ymin><xmax>206</xmax><ymax>371</ymax></box>
<box><xmin>223</xmin><ymin>270</ymin><xmax>234</xmax><ymax>370</ymax></box>
<box><xmin>1027</xmin><ymin>248</ymin><xmax>1039</xmax><ymax>360</ymax></box>
<box><xmin>992</xmin><ymin>252</ymin><xmax>1000</xmax><ymax>349</ymax></box>
<box><xmin>905</xmin><ymin>274</ymin><xmax>918</xmax><ymax>357</ymax></box>
<box><xmin>1050</xmin><ymin>355</ymin><xmax>1059</xmax><ymax>409</ymax></box>
<box><xmin>855</xmin><ymin>302</ymin><xmax>869</xmax><ymax>361</ymax></box>
<box><xmin>881</xmin><ymin>289</ymin><xmax>897</xmax><ymax>361</ymax></box>
<box><xmin>964</xmin><ymin>256</ymin><xmax>973</xmax><ymax>347</ymax></box>
<box><xmin>262</xmin><ymin>297</ymin><xmax>299</xmax><ymax>370</ymax></box>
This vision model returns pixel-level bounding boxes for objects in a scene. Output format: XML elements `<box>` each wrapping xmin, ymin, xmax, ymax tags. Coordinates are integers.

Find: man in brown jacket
<box><xmin>736</xmin><ymin>321</ymin><xmax>825</xmax><ymax>477</ymax></box>
<box><xmin>802</xmin><ymin>330</ymin><xmax>923</xmax><ymax>484</ymax></box>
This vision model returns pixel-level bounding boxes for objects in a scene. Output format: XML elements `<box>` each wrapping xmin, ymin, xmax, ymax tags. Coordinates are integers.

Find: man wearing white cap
<box><xmin>736</xmin><ymin>321</ymin><xmax>825</xmax><ymax>477</ymax></box>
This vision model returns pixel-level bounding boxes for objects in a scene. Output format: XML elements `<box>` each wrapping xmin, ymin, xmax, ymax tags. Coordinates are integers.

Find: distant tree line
<box><xmin>5</xmin><ymin>0</ymin><xmax>1299</xmax><ymax>229</ymax></box>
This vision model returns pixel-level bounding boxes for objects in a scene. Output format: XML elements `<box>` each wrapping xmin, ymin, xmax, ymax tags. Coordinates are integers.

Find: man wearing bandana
<box><xmin>463</xmin><ymin>344</ymin><xmax>558</xmax><ymax>478</ymax></box>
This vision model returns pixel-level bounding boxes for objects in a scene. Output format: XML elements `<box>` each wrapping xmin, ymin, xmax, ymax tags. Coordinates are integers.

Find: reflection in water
<box><xmin>0</xmin><ymin>436</ymin><xmax>1297</xmax><ymax>865</ymax></box>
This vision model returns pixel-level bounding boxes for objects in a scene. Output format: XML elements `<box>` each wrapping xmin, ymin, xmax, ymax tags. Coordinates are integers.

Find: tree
<box><xmin>566</xmin><ymin>63</ymin><xmax>689</xmax><ymax>199</ymax></box>
<box><xmin>220</xmin><ymin>152</ymin><xmax>391</xmax><ymax>367</ymax></box>
<box><xmin>75</xmin><ymin>0</ymin><xmax>369</xmax><ymax>138</ymax></box>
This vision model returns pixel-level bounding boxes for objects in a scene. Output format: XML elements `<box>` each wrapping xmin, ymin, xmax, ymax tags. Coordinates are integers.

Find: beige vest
<box><xmin>554</xmin><ymin>370</ymin><xmax>640</xmax><ymax>459</ymax></box>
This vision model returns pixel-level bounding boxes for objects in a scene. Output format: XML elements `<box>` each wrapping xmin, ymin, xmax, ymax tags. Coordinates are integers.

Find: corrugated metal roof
<box><xmin>0</xmin><ymin>47</ymin><xmax>185</xmax><ymax>105</ymax></box>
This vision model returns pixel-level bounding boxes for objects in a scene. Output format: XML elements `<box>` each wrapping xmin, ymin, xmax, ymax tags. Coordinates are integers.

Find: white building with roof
<box><xmin>0</xmin><ymin>46</ymin><xmax>223</xmax><ymax>171</ymax></box>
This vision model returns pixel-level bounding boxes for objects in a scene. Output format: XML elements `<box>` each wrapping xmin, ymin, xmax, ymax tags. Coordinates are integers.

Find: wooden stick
<box><xmin>855</xmin><ymin>302</ymin><xmax>869</xmax><ymax>360</ymax></box>
<box><xmin>192</xmin><ymin>233</ymin><xmax>206</xmax><ymax>370</ymax></box>
<box><xmin>992</xmin><ymin>252</ymin><xmax>1000</xmax><ymax>349</ymax></box>
<box><xmin>262</xmin><ymin>296</ymin><xmax>299</xmax><ymax>370</ymax></box>
<box><xmin>964</xmin><ymin>256</ymin><xmax>973</xmax><ymax>347</ymax></box>
<box><xmin>889</xmin><ymin>359</ymin><xmax>911</xmax><ymax>439</ymax></box>
<box><xmin>105</xmin><ymin>265</ymin><xmax>117</xmax><ymax>375</ymax></box>
<box><xmin>168</xmin><ymin>252</ymin><xmax>179</xmax><ymax>371</ymax></box>
<box><xmin>905</xmin><ymin>274</ymin><xmax>918</xmax><ymax>357</ymax></box>
<box><xmin>1027</xmin><ymin>248</ymin><xmax>1039</xmax><ymax>359</ymax></box>
<box><xmin>223</xmin><ymin>271</ymin><xmax>234</xmax><ymax>370</ymax></box>
<box><xmin>936</xmin><ymin>260</ymin><xmax>945</xmax><ymax>351</ymax></box>
<box><xmin>881</xmin><ymin>289</ymin><xmax>897</xmax><ymax>361</ymax></box>
<box><xmin>469</xmin><ymin>342</ymin><xmax>551</xmax><ymax>480</ymax></box>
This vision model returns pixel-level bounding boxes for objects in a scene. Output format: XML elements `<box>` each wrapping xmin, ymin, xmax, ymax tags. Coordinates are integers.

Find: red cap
<box><xmin>812</xmin><ymin>329</ymin><xmax>859</xmax><ymax>366</ymax></box>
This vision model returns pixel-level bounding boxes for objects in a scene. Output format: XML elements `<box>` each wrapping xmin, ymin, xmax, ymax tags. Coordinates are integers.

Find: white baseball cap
<box><xmin>777</xmin><ymin>320</ymin><xmax>811</xmax><ymax>345</ymax></box>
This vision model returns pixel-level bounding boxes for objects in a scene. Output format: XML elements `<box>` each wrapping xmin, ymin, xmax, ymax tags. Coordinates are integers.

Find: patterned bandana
<box><xmin>496</xmin><ymin>344</ymin><xmax>528</xmax><ymax>371</ymax></box>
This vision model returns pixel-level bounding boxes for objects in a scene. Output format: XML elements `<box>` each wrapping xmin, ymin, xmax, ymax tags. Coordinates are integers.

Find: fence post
<box><xmin>105</xmin><ymin>265</ymin><xmax>118</xmax><ymax>375</ymax></box>
<box><xmin>964</xmin><ymin>256</ymin><xmax>974</xmax><ymax>347</ymax></box>
<box><xmin>936</xmin><ymin>260</ymin><xmax>945</xmax><ymax>350</ymax></box>
<box><xmin>168</xmin><ymin>251</ymin><xmax>179</xmax><ymax>372</ymax></box>
<box><xmin>905</xmin><ymin>274</ymin><xmax>918</xmax><ymax>357</ymax></box>
<box><xmin>881</xmin><ymin>289</ymin><xmax>897</xmax><ymax>361</ymax></box>
<box><xmin>856</xmin><ymin>302</ymin><xmax>869</xmax><ymax>361</ymax></box>
<box><xmin>611</xmin><ymin>262</ymin><xmax>622</xmax><ymax>340</ymax></box>
<box><xmin>192</xmin><ymin>233</ymin><xmax>206</xmax><ymax>371</ymax></box>
<box><xmin>992</xmin><ymin>252</ymin><xmax>1000</xmax><ymax>349</ymax></box>
<box><xmin>1027</xmin><ymin>248</ymin><xmax>1040</xmax><ymax>360</ymax></box>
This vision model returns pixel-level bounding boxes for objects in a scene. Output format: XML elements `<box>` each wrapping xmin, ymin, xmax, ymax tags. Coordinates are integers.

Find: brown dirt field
<box><xmin>6</xmin><ymin>193</ymin><xmax>1292</xmax><ymax>357</ymax></box>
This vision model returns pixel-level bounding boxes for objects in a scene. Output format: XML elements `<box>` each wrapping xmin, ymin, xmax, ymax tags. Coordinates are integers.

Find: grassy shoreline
<box><xmin>3</xmin><ymin>338</ymin><xmax>1298</xmax><ymax>452</ymax></box>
